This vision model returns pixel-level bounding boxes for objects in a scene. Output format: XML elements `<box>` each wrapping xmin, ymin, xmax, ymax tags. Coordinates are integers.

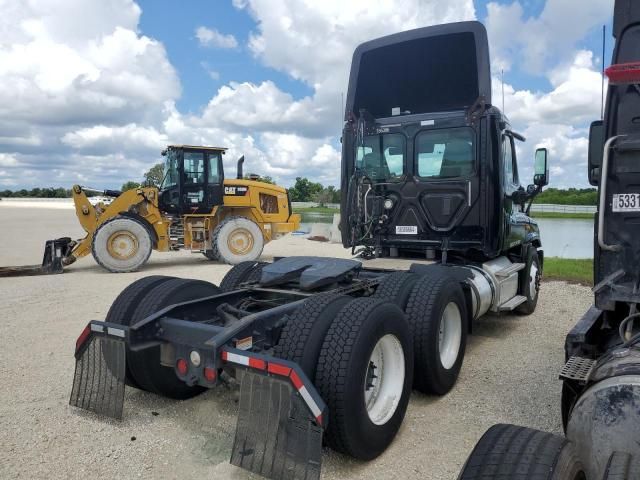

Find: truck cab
<box><xmin>340</xmin><ymin>21</ymin><xmax>549</xmax><ymax>263</ymax></box>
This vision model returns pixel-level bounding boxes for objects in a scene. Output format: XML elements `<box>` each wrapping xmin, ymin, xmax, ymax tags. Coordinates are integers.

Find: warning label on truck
<box><xmin>395</xmin><ymin>225</ymin><xmax>418</xmax><ymax>235</ymax></box>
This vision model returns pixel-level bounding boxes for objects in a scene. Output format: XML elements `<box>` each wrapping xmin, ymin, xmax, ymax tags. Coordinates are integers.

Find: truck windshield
<box><xmin>161</xmin><ymin>150</ymin><xmax>180</xmax><ymax>190</ymax></box>
<box><xmin>416</xmin><ymin>127</ymin><xmax>475</xmax><ymax>178</ymax></box>
<box><xmin>355</xmin><ymin>133</ymin><xmax>405</xmax><ymax>182</ymax></box>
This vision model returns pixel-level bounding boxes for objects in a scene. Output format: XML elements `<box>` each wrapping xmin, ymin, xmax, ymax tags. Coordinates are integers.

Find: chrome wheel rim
<box><xmin>439</xmin><ymin>302</ymin><xmax>462</xmax><ymax>370</ymax></box>
<box><xmin>364</xmin><ymin>334</ymin><xmax>405</xmax><ymax>426</ymax></box>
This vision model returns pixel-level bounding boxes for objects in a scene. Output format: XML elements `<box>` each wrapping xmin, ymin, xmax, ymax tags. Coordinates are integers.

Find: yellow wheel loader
<box><xmin>1</xmin><ymin>145</ymin><xmax>300</xmax><ymax>275</ymax></box>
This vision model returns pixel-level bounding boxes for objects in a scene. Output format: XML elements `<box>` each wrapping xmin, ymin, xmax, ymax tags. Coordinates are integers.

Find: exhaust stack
<box><xmin>237</xmin><ymin>156</ymin><xmax>245</xmax><ymax>179</ymax></box>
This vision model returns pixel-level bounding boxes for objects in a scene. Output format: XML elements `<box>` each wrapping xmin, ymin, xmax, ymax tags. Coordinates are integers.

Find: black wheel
<box><xmin>127</xmin><ymin>278</ymin><xmax>220</xmax><ymax>399</ymax></box>
<box><xmin>602</xmin><ymin>452</ymin><xmax>640</xmax><ymax>480</ymax></box>
<box><xmin>105</xmin><ymin>275</ymin><xmax>174</xmax><ymax>388</ymax></box>
<box><xmin>372</xmin><ymin>271</ymin><xmax>420</xmax><ymax>309</ymax></box>
<box><xmin>273</xmin><ymin>293</ymin><xmax>351</xmax><ymax>380</ymax></box>
<box><xmin>213</xmin><ymin>216</ymin><xmax>264</xmax><ymax>264</ymax></box>
<box><xmin>517</xmin><ymin>247</ymin><xmax>541</xmax><ymax>315</ymax></box>
<box><xmin>315</xmin><ymin>297</ymin><xmax>413</xmax><ymax>460</ymax></box>
<box><xmin>219</xmin><ymin>261</ymin><xmax>267</xmax><ymax>292</ymax></box>
<box><xmin>405</xmin><ymin>274</ymin><xmax>468</xmax><ymax>395</ymax></box>
<box><xmin>92</xmin><ymin>215</ymin><xmax>153</xmax><ymax>272</ymax></box>
<box><xmin>458</xmin><ymin>424</ymin><xmax>586</xmax><ymax>480</ymax></box>
<box><xmin>202</xmin><ymin>250</ymin><xmax>218</xmax><ymax>261</ymax></box>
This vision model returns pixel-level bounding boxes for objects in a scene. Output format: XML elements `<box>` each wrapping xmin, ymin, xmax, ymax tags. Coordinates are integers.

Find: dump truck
<box><xmin>457</xmin><ymin>2</ymin><xmax>640</xmax><ymax>479</ymax></box>
<box><xmin>69</xmin><ymin>22</ymin><xmax>550</xmax><ymax>479</ymax></box>
<box><xmin>0</xmin><ymin>145</ymin><xmax>300</xmax><ymax>275</ymax></box>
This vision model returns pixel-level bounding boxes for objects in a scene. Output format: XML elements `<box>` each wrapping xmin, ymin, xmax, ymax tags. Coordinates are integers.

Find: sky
<box><xmin>0</xmin><ymin>0</ymin><xmax>614</xmax><ymax>190</ymax></box>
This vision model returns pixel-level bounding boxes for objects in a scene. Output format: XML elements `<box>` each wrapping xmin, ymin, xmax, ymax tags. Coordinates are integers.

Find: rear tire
<box><xmin>220</xmin><ymin>261</ymin><xmax>267</xmax><ymax>292</ymax></box>
<box><xmin>458</xmin><ymin>424</ymin><xmax>586</xmax><ymax>480</ymax></box>
<box><xmin>405</xmin><ymin>274</ymin><xmax>468</xmax><ymax>394</ymax></box>
<box><xmin>373</xmin><ymin>271</ymin><xmax>420</xmax><ymax>309</ymax></box>
<box><xmin>105</xmin><ymin>275</ymin><xmax>174</xmax><ymax>388</ymax></box>
<box><xmin>127</xmin><ymin>277</ymin><xmax>220</xmax><ymax>399</ymax></box>
<box><xmin>92</xmin><ymin>216</ymin><xmax>153</xmax><ymax>272</ymax></box>
<box><xmin>202</xmin><ymin>250</ymin><xmax>218</xmax><ymax>261</ymax></box>
<box><xmin>602</xmin><ymin>452</ymin><xmax>640</xmax><ymax>480</ymax></box>
<box><xmin>273</xmin><ymin>293</ymin><xmax>351</xmax><ymax>380</ymax></box>
<box><xmin>517</xmin><ymin>247</ymin><xmax>541</xmax><ymax>315</ymax></box>
<box><xmin>315</xmin><ymin>297</ymin><xmax>413</xmax><ymax>460</ymax></box>
<box><xmin>213</xmin><ymin>216</ymin><xmax>264</xmax><ymax>265</ymax></box>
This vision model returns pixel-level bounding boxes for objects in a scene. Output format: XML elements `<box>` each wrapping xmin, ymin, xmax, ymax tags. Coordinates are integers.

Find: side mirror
<box><xmin>533</xmin><ymin>148</ymin><xmax>549</xmax><ymax>186</ymax></box>
<box><xmin>588</xmin><ymin>120</ymin><xmax>604</xmax><ymax>186</ymax></box>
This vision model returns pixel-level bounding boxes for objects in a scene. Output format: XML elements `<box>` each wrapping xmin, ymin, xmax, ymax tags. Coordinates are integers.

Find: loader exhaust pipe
<box><xmin>237</xmin><ymin>155</ymin><xmax>244</xmax><ymax>179</ymax></box>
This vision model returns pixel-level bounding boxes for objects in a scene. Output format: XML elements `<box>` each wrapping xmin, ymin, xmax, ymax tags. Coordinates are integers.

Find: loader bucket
<box><xmin>0</xmin><ymin>237</ymin><xmax>72</xmax><ymax>277</ymax></box>
<box><xmin>69</xmin><ymin>322</ymin><xmax>126</xmax><ymax>420</ymax></box>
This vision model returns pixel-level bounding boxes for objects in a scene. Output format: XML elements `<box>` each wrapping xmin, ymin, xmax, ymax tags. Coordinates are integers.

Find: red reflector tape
<box><xmin>248</xmin><ymin>357</ymin><xmax>266</xmax><ymax>370</ymax></box>
<box><xmin>75</xmin><ymin>325</ymin><xmax>91</xmax><ymax>351</ymax></box>
<box><xmin>289</xmin><ymin>370</ymin><xmax>304</xmax><ymax>390</ymax></box>
<box><xmin>267</xmin><ymin>362</ymin><xmax>291</xmax><ymax>377</ymax></box>
<box><xmin>605</xmin><ymin>62</ymin><xmax>640</xmax><ymax>85</ymax></box>
<box><xmin>221</xmin><ymin>351</ymin><xmax>228</xmax><ymax>361</ymax></box>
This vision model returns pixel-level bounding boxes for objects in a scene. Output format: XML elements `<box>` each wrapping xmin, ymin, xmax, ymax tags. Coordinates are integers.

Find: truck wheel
<box><xmin>213</xmin><ymin>216</ymin><xmax>264</xmax><ymax>265</ymax></box>
<box><xmin>127</xmin><ymin>277</ymin><xmax>220</xmax><ymax>399</ymax></box>
<box><xmin>92</xmin><ymin>216</ymin><xmax>153</xmax><ymax>272</ymax></box>
<box><xmin>105</xmin><ymin>275</ymin><xmax>174</xmax><ymax>388</ymax></box>
<box><xmin>373</xmin><ymin>271</ymin><xmax>420</xmax><ymax>309</ymax></box>
<box><xmin>315</xmin><ymin>297</ymin><xmax>413</xmax><ymax>460</ymax></box>
<box><xmin>458</xmin><ymin>424</ymin><xmax>585</xmax><ymax>480</ymax></box>
<box><xmin>516</xmin><ymin>248</ymin><xmax>541</xmax><ymax>315</ymax></box>
<box><xmin>220</xmin><ymin>261</ymin><xmax>267</xmax><ymax>291</ymax></box>
<box><xmin>405</xmin><ymin>274</ymin><xmax>467</xmax><ymax>395</ymax></box>
<box><xmin>273</xmin><ymin>293</ymin><xmax>351</xmax><ymax>380</ymax></box>
<box><xmin>602</xmin><ymin>452</ymin><xmax>640</xmax><ymax>479</ymax></box>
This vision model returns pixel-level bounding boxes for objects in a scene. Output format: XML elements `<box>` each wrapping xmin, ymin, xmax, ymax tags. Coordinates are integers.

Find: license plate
<box><xmin>612</xmin><ymin>193</ymin><xmax>640</xmax><ymax>212</ymax></box>
<box><xmin>395</xmin><ymin>225</ymin><xmax>418</xmax><ymax>235</ymax></box>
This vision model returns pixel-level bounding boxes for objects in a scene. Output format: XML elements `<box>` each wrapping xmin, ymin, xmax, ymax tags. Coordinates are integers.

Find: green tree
<box><xmin>288</xmin><ymin>177</ymin><xmax>323</xmax><ymax>202</ymax></box>
<box><xmin>244</xmin><ymin>174</ymin><xmax>275</xmax><ymax>184</ymax></box>
<box><xmin>143</xmin><ymin>163</ymin><xmax>164</xmax><ymax>187</ymax></box>
<box><xmin>121</xmin><ymin>181</ymin><xmax>141</xmax><ymax>191</ymax></box>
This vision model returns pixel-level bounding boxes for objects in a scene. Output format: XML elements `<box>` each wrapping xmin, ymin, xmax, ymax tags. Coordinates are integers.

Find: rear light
<box><xmin>605</xmin><ymin>62</ymin><xmax>640</xmax><ymax>85</ymax></box>
<box><xmin>176</xmin><ymin>358</ymin><xmax>188</xmax><ymax>376</ymax></box>
<box><xmin>203</xmin><ymin>367</ymin><xmax>217</xmax><ymax>383</ymax></box>
<box><xmin>75</xmin><ymin>324</ymin><xmax>91</xmax><ymax>352</ymax></box>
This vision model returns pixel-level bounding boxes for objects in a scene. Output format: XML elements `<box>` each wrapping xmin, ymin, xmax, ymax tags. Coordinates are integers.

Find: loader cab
<box><xmin>159</xmin><ymin>145</ymin><xmax>226</xmax><ymax>214</ymax></box>
<box><xmin>340</xmin><ymin>21</ymin><xmax>548</xmax><ymax>261</ymax></box>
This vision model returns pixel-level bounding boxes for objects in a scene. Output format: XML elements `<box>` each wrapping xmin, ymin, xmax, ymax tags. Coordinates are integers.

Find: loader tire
<box><xmin>128</xmin><ymin>278</ymin><xmax>220</xmax><ymax>399</ymax></box>
<box><xmin>219</xmin><ymin>261</ymin><xmax>267</xmax><ymax>292</ymax></box>
<box><xmin>602</xmin><ymin>452</ymin><xmax>640</xmax><ymax>480</ymax></box>
<box><xmin>458</xmin><ymin>424</ymin><xmax>585</xmax><ymax>480</ymax></box>
<box><xmin>105</xmin><ymin>275</ymin><xmax>174</xmax><ymax>388</ymax></box>
<box><xmin>373</xmin><ymin>271</ymin><xmax>420</xmax><ymax>309</ymax></box>
<box><xmin>516</xmin><ymin>247</ymin><xmax>541</xmax><ymax>315</ymax></box>
<box><xmin>273</xmin><ymin>293</ymin><xmax>351</xmax><ymax>380</ymax></box>
<box><xmin>202</xmin><ymin>250</ymin><xmax>219</xmax><ymax>261</ymax></box>
<box><xmin>405</xmin><ymin>273</ymin><xmax>467</xmax><ymax>395</ymax></box>
<box><xmin>315</xmin><ymin>297</ymin><xmax>413</xmax><ymax>460</ymax></box>
<box><xmin>92</xmin><ymin>216</ymin><xmax>153</xmax><ymax>273</ymax></box>
<box><xmin>213</xmin><ymin>216</ymin><xmax>264</xmax><ymax>265</ymax></box>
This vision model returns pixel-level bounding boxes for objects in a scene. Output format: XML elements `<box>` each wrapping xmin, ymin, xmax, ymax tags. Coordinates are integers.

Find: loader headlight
<box><xmin>383</xmin><ymin>198</ymin><xmax>394</xmax><ymax>210</ymax></box>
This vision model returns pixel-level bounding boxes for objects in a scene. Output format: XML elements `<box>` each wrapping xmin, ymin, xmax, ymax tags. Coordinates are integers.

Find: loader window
<box><xmin>355</xmin><ymin>133</ymin><xmax>405</xmax><ymax>182</ymax></box>
<box><xmin>162</xmin><ymin>150</ymin><xmax>179</xmax><ymax>189</ymax></box>
<box><xmin>416</xmin><ymin>127</ymin><xmax>474</xmax><ymax>178</ymax></box>
<box><xmin>208</xmin><ymin>152</ymin><xmax>221</xmax><ymax>183</ymax></box>
<box><xmin>183</xmin><ymin>152</ymin><xmax>205</xmax><ymax>184</ymax></box>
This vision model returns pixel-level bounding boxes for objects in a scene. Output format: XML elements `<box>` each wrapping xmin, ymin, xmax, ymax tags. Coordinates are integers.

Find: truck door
<box><xmin>180</xmin><ymin>150</ymin><xmax>224</xmax><ymax>214</ymax></box>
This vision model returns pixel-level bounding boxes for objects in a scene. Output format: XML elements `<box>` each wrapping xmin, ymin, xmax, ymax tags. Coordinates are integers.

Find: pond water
<box><xmin>298</xmin><ymin>213</ymin><xmax>594</xmax><ymax>259</ymax></box>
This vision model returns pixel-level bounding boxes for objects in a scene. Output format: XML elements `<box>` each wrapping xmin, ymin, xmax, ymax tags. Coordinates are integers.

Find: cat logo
<box><xmin>224</xmin><ymin>186</ymin><xmax>249</xmax><ymax>196</ymax></box>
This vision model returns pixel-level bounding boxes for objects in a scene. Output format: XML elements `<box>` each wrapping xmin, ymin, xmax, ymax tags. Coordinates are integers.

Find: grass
<box><xmin>530</xmin><ymin>211</ymin><xmax>595</xmax><ymax>220</ymax></box>
<box><xmin>293</xmin><ymin>206</ymin><xmax>339</xmax><ymax>214</ymax></box>
<box><xmin>543</xmin><ymin>257</ymin><xmax>593</xmax><ymax>285</ymax></box>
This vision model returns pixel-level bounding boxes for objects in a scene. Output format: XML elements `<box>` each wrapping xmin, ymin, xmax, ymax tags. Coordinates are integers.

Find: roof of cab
<box><xmin>167</xmin><ymin>145</ymin><xmax>228</xmax><ymax>151</ymax></box>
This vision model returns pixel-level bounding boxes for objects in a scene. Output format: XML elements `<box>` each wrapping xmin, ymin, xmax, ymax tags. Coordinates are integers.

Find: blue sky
<box><xmin>0</xmin><ymin>0</ymin><xmax>616</xmax><ymax>190</ymax></box>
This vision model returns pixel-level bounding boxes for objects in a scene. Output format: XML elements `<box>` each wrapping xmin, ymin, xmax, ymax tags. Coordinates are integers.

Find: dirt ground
<box><xmin>0</xmin><ymin>204</ymin><xmax>593</xmax><ymax>479</ymax></box>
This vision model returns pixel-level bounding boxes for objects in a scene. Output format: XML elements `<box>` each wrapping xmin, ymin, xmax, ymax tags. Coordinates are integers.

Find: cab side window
<box><xmin>183</xmin><ymin>152</ymin><xmax>205</xmax><ymax>184</ymax></box>
<box><xmin>502</xmin><ymin>135</ymin><xmax>519</xmax><ymax>186</ymax></box>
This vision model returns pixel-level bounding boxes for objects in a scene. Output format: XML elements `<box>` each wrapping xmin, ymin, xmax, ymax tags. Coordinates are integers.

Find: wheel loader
<box><xmin>69</xmin><ymin>21</ymin><xmax>552</xmax><ymax>480</ymax></box>
<box><xmin>1</xmin><ymin>145</ymin><xmax>300</xmax><ymax>274</ymax></box>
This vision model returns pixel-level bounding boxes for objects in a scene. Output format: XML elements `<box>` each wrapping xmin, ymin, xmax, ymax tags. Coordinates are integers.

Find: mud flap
<box><xmin>69</xmin><ymin>324</ymin><xmax>126</xmax><ymax>420</ymax></box>
<box><xmin>231</xmin><ymin>369</ymin><xmax>323</xmax><ymax>480</ymax></box>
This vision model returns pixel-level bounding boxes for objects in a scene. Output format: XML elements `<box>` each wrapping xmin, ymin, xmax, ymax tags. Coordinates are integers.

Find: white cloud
<box><xmin>195</xmin><ymin>26</ymin><xmax>238</xmax><ymax>49</ymax></box>
<box><xmin>62</xmin><ymin>124</ymin><xmax>168</xmax><ymax>154</ymax></box>
<box><xmin>0</xmin><ymin>153</ymin><xmax>19</xmax><ymax>167</ymax></box>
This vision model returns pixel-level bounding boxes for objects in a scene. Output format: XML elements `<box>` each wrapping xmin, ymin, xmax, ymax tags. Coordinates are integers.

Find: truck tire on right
<box><xmin>213</xmin><ymin>216</ymin><xmax>264</xmax><ymax>265</ymax></box>
<box><xmin>517</xmin><ymin>247</ymin><xmax>541</xmax><ymax>315</ymax></box>
<box><xmin>373</xmin><ymin>271</ymin><xmax>420</xmax><ymax>308</ymax></box>
<box><xmin>219</xmin><ymin>260</ymin><xmax>267</xmax><ymax>291</ymax></box>
<box><xmin>315</xmin><ymin>297</ymin><xmax>413</xmax><ymax>460</ymax></box>
<box><xmin>458</xmin><ymin>424</ymin><xmax>585</xmax><ymax>480</ymax></box>
<box><xmin>601</xmin><ymin>452</ymin><xmax>640</xmax><ymax>480</ymax></box>
<box><xmin>405</xmin><ymin>273</ymin><xmax>468</xmax><ymax>395</ymax></box>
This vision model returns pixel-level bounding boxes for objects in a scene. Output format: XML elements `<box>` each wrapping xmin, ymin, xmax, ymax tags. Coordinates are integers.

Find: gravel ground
<box><xmin>0</xmin><ymin>205</ymin><xmax>593</xmax><ymax>479</ymax></box>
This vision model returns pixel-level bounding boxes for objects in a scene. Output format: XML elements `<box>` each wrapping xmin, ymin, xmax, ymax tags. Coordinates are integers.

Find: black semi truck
<box><xmin>70</xmin><ymin>21</ymin><xmax>550</xmax><ymax>480</ymax></box>
<box><xmin>458</xmin><ymin>2</ymin><xmax>640</xmax><ymax>480</ymax></box>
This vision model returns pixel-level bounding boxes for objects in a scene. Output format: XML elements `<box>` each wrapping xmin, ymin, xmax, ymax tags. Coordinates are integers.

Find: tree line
<box><xmin>533</xmin><ymin>188</ymin><xmax>597</xmax><ymax>206</ymax></box>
